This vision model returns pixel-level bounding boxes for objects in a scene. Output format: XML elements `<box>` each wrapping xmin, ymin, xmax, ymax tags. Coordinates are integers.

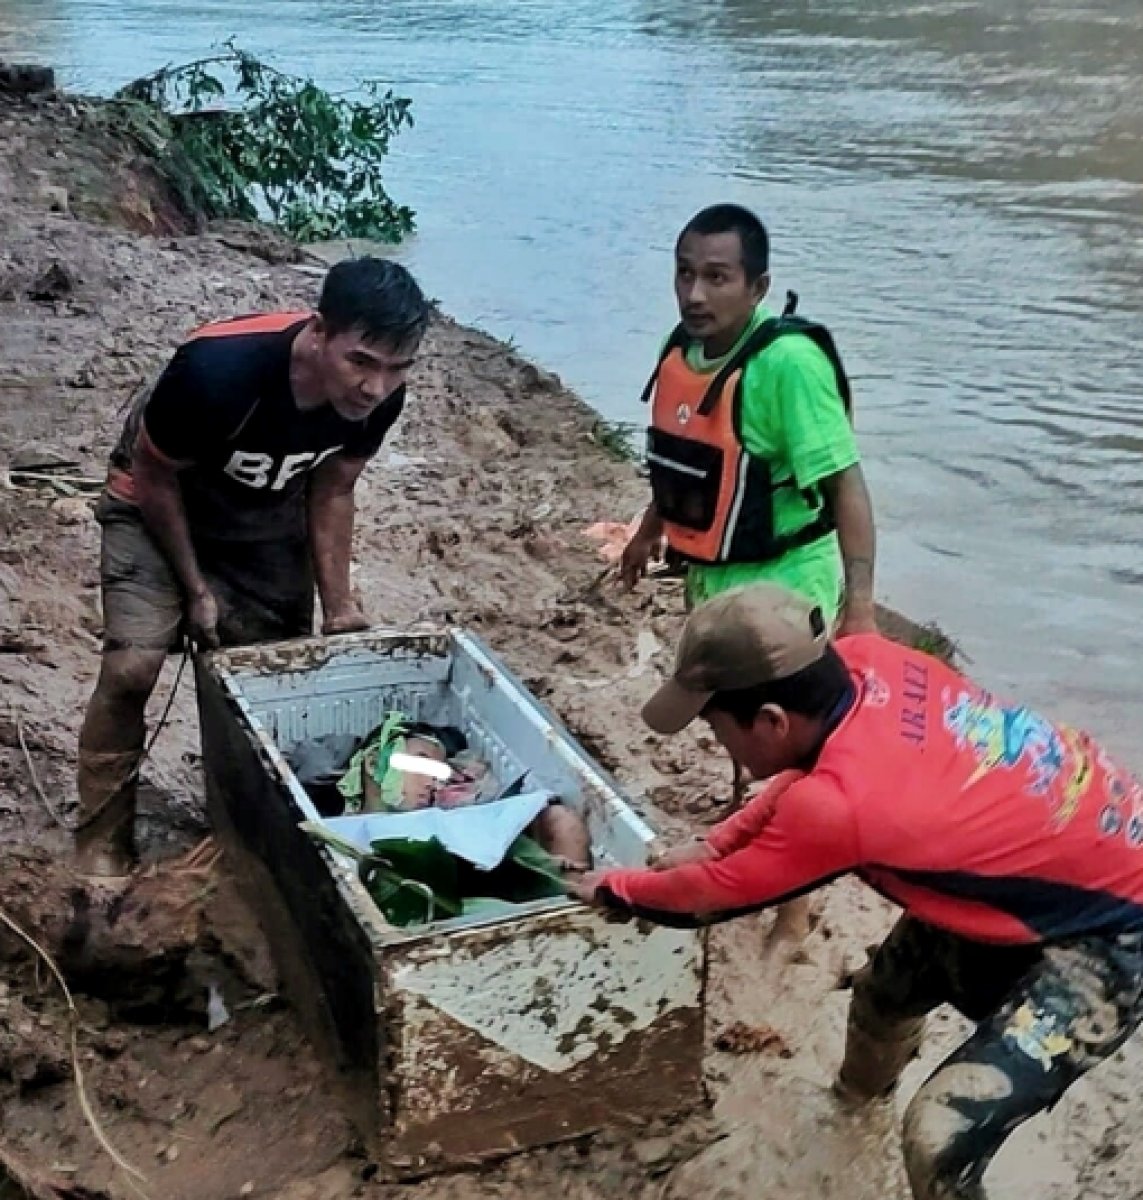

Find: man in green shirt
<box><xmin>621</xmin><ymin>204</ymin><xmax>877</xmax><ymax>637</ymax></box>
<box><xmin>622</xmin><ymin>204</ymin><xmax>877</xmax><ymax>956</ymax></box>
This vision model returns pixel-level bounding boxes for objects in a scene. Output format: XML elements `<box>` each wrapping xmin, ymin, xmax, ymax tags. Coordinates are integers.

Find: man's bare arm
<box><xmin>132</xmin><ymin>428</ymin><xmax>218</xmax><ymax>647</ymax></box>
<box><xmin>821</xmin><ymin>463</ymin><xmax>877</xmax><ymax>637</ymax></box>
<box><xmin>308</xmin><ymin>453</ymin><xmax>369</xmax><ymax>634</ymax></box>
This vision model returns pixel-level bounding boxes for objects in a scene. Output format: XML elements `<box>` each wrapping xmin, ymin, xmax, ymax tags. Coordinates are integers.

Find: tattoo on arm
<box><xmin>845</xmin><ymin>554</ymin><xmax>874</xmax><ymax>594</ymax></box>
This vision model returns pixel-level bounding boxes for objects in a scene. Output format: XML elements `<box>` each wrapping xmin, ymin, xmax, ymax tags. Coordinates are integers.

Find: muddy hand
<box><xmin>323</xmin><ymin>604</ymin><xmax>370</xmax><ymax>636</ymax></box>
<box><xmin>834</xmin><ymin>603</ymin><xmax>878</xmax><ymax>640</ymax></box>
<box><xmin>619</xmin><ymin>533</ymin><xmax>655</xmax><ymax>591</ymax></box>
<box><xmin>186</xmin><ymin>586</ymin><xmax>220</xmax><ymax>650</ymax></box>
<box><xmin>564</xmin><ymin>869</ymin><xmax>606</xmax><ymax>904</ymax></box>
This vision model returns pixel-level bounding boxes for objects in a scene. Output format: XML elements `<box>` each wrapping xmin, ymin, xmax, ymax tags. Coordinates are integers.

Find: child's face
<box><xmin>396</xmin><ymin>737</ymin><xmax>447</xmax><ymax>810</ymax></box>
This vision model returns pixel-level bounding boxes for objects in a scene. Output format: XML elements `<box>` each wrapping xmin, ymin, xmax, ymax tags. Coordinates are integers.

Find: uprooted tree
<box><xmin>110</xmin><ymin>42</ymin><xmax>414</xmax><ymax>243</ymax></box>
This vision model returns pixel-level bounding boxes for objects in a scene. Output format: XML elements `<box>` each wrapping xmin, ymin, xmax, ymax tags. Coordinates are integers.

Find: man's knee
<box><xmin>94</xmin><ymin>649</ymin><xmax>167</xmax><ymax>705</ymax></box>
<box><xmin>533</xmin><ymin>803</ymin><xmax>592</xmax><ymax>868</ymax></box>
<box><xmin>901</xmin><ymin>1062</ymin><xmax>1012</xmax><ymax>1200</ymax></box>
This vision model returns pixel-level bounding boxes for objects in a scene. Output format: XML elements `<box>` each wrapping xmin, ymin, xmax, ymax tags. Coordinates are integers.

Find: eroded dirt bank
<box><xmin>1</xmin><ymin>87</ymin><xmax>1139</xmax><ymax>1200</ymax></box>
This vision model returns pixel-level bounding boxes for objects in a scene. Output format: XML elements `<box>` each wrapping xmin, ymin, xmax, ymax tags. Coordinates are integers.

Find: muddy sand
<box><xmin>0</xmin><ymin>88</ymin><xmax>1139</xmax><ymax>1200</ymax></box>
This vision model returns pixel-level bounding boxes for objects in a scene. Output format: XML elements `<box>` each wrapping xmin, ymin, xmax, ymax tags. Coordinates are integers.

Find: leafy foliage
<box><xmin>589</xmin><ymin>418</ymin><xmax>641</xmax><ymax>463</ymax></box>
<box><xmin>301</xmin><ymin>822</ymin><xmax>565</xmax><ymax>928</ymax></box>
<box><xmin>910</xmin><ymin>620</ymin><xmax>961</xmax><ymax>666</ymax></box>
<box><xmin>361</xmin><ymin>837</ymin><xmax>462</xmax><ymax>925</ymax></box>
<box><xmin>359</xmin><ymin>834</ymin><xmax>566</xmax><ymax>926</ymax></box>
<box><xmin>114</xmin><ymin>42</ymin><xmax>414</xmax><ymax>242</ymax></box>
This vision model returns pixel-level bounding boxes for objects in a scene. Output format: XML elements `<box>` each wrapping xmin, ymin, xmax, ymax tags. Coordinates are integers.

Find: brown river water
<box><xmin>4</xmin><ymin>0</ymin><xmax>1142</xmax><ymax>763</ymax></box>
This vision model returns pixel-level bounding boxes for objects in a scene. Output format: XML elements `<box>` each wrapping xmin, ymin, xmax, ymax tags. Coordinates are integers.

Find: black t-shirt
<box><xmin>110</xmin><ymin>312</ymin><xmax>403</xmax><ymax>540</ymax></box>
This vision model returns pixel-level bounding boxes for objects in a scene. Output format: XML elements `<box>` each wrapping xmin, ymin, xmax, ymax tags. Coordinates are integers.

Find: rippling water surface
<box><xmin>5</xmin><ymin>0</ymin><xmax>1142</xmax><ymax>758</ymax></box>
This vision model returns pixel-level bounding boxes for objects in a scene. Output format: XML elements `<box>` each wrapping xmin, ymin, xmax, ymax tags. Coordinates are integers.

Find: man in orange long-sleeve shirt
<box><xmin>568</xmin><ymin>583</ymin><xmax>1143</xmax><ymax>1200</ymax></box>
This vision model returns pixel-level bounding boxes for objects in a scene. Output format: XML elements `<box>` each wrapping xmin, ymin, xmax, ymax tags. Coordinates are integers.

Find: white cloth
<box><xmin>322</xmin><ymin>791</ymin><xmax>554</xmax><ymax>872</ymax></box>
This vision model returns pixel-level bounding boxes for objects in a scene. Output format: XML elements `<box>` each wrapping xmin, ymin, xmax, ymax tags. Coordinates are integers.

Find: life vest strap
<box><xmin>641</xmin><ymin>305</ymin><xmax>852</xmax><ymax>424</ymax></box>
<box><xmin>698</xmin><ymin>314</ymin><xmax>852</xmax><ymax>418</ymax></box>
<box><xmin>764</xmin><ymin>506</ymin><xmax>837</xmax><ymax>559</ymax></box>
<box><xmin>639</xmin><ymin>323</ymin><xmax>689</xmax><ymax>404</ymax></box>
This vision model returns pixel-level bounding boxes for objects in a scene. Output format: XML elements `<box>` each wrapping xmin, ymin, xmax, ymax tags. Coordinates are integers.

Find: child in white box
<box><xmin>339</xmin><ymin>714</ymin><xmax>591</xmax><ymax>871</ymax></box>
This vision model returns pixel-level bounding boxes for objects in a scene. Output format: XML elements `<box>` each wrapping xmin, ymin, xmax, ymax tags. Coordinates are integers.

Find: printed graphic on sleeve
<box><xmin>859</xmin><ymin>667</ymin><xmax>891</xmax><ymax>709</ymax></box>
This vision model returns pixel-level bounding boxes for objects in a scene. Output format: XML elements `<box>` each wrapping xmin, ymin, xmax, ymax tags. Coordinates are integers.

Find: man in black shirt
<box><xmin>78</xmin><ymin>257</ymin><xmax>430</xmax><ymax>878</ymax></box>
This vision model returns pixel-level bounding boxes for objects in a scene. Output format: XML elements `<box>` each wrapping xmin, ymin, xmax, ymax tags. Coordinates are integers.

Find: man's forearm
<box><xmin>308</xmin><ymin>486</ymin><xmax>356</xmax><ymax>617</ymax></box>
<box><xmin>636</xmin><ymin>502</ymin><xmax>664</xmax><ymax>541</ymax></box>
<box><xmin>707</xmin><ymin>770</ymin><xmax>803</xmax><ymax>857</ymax></box>
<box><xmin>597</xmin><ymin>843</ymin><xmax>834</xmax><ymax>926</ymax></box>
<box><xmin>134</xmin><ymin>469</ymin><xmax>207</xmax><ymax>598</ymax></box>
<box><xmin>826</xmin><ymin>465</ymin><xmax>876</xmax><ymax>615</ymax></box>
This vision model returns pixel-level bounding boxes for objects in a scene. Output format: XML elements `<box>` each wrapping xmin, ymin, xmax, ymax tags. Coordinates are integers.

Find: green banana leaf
<box><xmin>301</xmin><ymin>824</ymin><xmax>460</xmax><ymax>927</ymax></box>
<box><xmin>302</xmin><ymin>824</ymin><xmax>567</xmax><ymax>928</ymax></box>
<box><xmin>364</xmin><ymin>836</ymin><xmax>462</xmax><ymax>925</ymax></box>
<box><xmin>497</xmin><ymin>834</ymin><xmax>567</xmax><ymax>901</ymax></box>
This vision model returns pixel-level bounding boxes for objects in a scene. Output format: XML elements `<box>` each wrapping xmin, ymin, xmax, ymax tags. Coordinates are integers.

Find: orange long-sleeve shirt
<box><xmin>600</xmin><ymin>635</ymin><xmax>1143</xmax><ymax>944</ymax></box>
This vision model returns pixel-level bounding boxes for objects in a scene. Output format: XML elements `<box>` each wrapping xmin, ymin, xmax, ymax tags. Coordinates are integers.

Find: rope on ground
<box><xmin>16</xmin><ymin>721</ymin><xmax>72</xmax><ymax>831</ymax></box>
<box><xmin>0</xmin><ymin>906</ymin><xmax>150</xmax><ymax>1193</ymax></box>
<box><xmin>16</xmin><ymin>649</ymin><xmax>191</xmax><ymax>833</ymax></box>
<box><xmin>578</xmin><ymin>562</ymin><xmax>617</xmax><ymax>600</ymax></box>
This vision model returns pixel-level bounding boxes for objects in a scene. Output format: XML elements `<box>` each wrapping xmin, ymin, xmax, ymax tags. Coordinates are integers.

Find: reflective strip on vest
<box><xmin>646</xmin><ymin>450</ymin><xmax>709</xmax><ymax>480</ymax></box>
<box><xmin>719</xmin><ymin>449</ymin><xmax>753</xmax><ymax>561</ymax></box>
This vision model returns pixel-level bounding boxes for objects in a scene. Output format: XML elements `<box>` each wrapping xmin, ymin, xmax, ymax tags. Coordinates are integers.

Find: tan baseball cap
<box><xmin>642</xmin><ymin>584</ymin><xmax>828</xmax><ymax>735</ymax></box>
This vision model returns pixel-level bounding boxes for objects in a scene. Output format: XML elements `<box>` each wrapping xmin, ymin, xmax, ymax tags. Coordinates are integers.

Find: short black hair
<box><xmin>318</xmin><ymin>257</ymin><xmax>430</xmax><ymax>348</ymax></box>
<box><xmin>678</xmin><ymin>204</ymin><xmax>770</xmax><ymax>281</ymax></box>
<box><xmin>703</xmin><ymin>644</ymin><xmax>851</xmax><ymax>726</ymax></box>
